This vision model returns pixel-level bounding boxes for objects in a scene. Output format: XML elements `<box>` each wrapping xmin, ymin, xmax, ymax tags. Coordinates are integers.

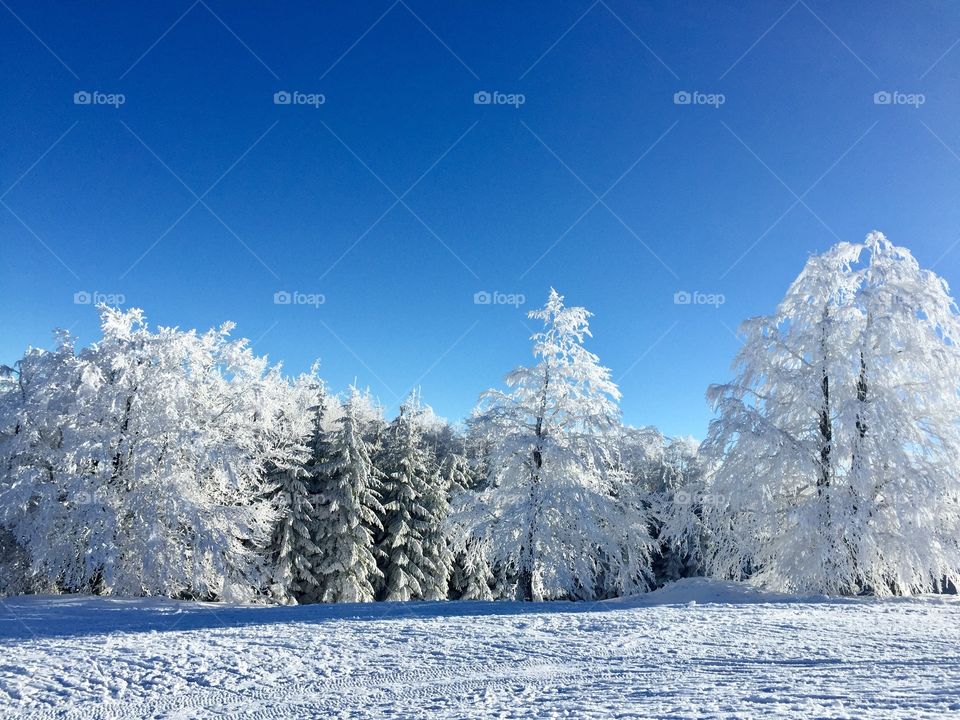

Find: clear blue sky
<box><xmin>3</xmin><ymin>1</ymin><xmax>960</xmax><ymax>438</ymax></box>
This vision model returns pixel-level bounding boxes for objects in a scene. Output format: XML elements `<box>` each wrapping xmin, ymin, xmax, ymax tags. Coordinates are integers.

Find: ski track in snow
<box><xmin>1</xmin><ymin>580</ymin><xmax>959</xmax><ymax>719</ymax></box>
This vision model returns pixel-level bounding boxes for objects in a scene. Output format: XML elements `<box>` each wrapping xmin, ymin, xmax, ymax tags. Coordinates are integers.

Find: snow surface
<box><xmin>1</xmin><ymin>579</ymin><xmax>959</xmax><ymax>719</ymax></box>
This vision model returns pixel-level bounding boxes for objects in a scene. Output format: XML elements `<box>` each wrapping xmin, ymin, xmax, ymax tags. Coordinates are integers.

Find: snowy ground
<box><xmin>1</xmin><ymin>580</ymin><xmax>958</xmax><ymax>719</ymax></box>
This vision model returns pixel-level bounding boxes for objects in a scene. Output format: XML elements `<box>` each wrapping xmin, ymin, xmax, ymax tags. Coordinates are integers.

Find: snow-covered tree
<box><xmin>267</xmin><ymin>370</ymin><xmax>325</xmax><ymax>603</ymax></box>
<box><xmin>646</xmin><ymin>436</ymin><xmax>705</xmax><ymax>585</ymax></box>
<box><xmin>350</xmin><ymin>387</ymin><xmax>387</xmax><ymax>454</ymax></box>
<box><xmin>441</xmin><ymin>452</ymin><xmax>477</xmax><ymax>495</ymax></box>
<box><xmin>420</xmin><ymin>458</ymin><xmax>452</xmax><ymax>601</ymax></box>
<box><xmin>377</xmin><ymin>394</ymin><xmax>448</xmax><ymax>601</ymax></box>
<box><xmin>0</xmin><ymin>527</ymin><xmax>32</xmax><ymax>597</ymax></box>
<box><xmin>0</xmin><ymin>335</ymin><xmax>81</xmax><ymax>593</ymax></box>
<box><xmin>0</xmin><ymin>307</ymin><xmax>304</xmax><ymax>601</ymax></box>
<box><xmin>701</xmin><ymin>233</ymin><xmax>960</xmax><ymax>595</ymax></box>
<box><xmin>843</xmin><ymin>233</ymin><xmax>960</xmax><ymax>593</ymax></box>
<box><xmin>313</xmin><ymin>387</ymin><xmax>386</xmax><ymax>603</ymax></box>
<box><xmin>443</xmin><ymin>453</ymin><xmax>493</xmax><ymax>599</ymax></box>
<box><xmin>451</xmin><ymin>289</ymin><xmax>654</xmax><ymax>601</ymax></box>
<box><xmin>450</xmin><ymin>538</ymin><xmax>494</xmax><ymax>600</ymax></box>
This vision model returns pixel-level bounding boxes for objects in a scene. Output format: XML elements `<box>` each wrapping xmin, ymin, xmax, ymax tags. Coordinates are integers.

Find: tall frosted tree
<box><xmin>701</xmin><ymin>233</ymin><xmax>960</xmax><ymax>595</ymax></box>
<box><xmin>267</xmin><ymin>371</ymin><xmax>325</xmax><ymax>604</ymax></box>
<box><xmin>420</xmin><ymin>455</ymin><xmax>452</xmax><ymax>601</ymax></box>
<box><xmin>0</xmin><ymin>307</ymin><xmax>301</xmax><ymax>601</ymax></box>
<box><xmin>451</xmin><ymin>289</ymin><xmax>654</xmax><ymax>601</ymax></box>
<box><xmin>843</xmin><ymin>233</ymin><xmax>960</xmax><ymax>593</ymax></box>
<box><xmin>377</xmin><ymin>394</ymin><xmax>448</xmax><ymax>601</ymax></box>
<box><xmin>313</xmin><ymin>388</ymin><xmax>385</xmax><ymax>603</ymax></box>
<box><xmin>0</xmin><ymin>338</ymin><xmax>81</xmax><ymax>594</ymax></box>
<box><xmin>269</xmin><ymin>466</ymin><xmax>320</xmax><ymax>603</ymax></box>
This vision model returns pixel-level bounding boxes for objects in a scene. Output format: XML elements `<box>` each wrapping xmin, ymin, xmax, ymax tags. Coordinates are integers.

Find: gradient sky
<box><xmin>3</xmin><ymin>1</ymin><xmax>960</xmax><ymax>438</ymax></box>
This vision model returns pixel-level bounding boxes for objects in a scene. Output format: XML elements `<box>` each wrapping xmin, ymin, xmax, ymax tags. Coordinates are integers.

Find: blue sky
<box><xmin>3</xmin><ymin>1</ymin><xmax>960</xmax><ymax>438</ymax></box>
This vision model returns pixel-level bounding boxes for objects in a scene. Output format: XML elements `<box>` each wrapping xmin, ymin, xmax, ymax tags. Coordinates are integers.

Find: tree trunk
<box><xmin>520</xmin><ymin>367</ymin><xmax>549</xmax><ymax>602</ymax></box>
<box><xmin>816</xmin><ymin>309</ymin><xmax>836</xmax><ymax>587</ymax></box>
<box><xmin>816</xmin><ymin>309</ymin><xmax>833</xmax><ymax>493</ymax></box>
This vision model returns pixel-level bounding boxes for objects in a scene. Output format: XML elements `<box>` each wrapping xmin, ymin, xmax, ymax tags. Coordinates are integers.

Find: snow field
<box><xmin>1</xmin><ymin>581</ymin><xmax>958</xmax><ymax>719</ymax></box>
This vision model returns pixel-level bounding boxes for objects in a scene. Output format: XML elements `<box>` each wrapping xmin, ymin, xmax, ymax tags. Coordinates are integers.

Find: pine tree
<box><xmin>420</xmin><ymin>460</ymin><xmax>452</xmax><ymax>600</ymax></box>
<box><xmin>269</xmin><ymin>467</ymin><xmax>321</xmax><ymax>603</ymax></box>
<box><xmin>441</xmin><ymin>452</ymin><xmax>475</xmax><ymax>495</ymax></box>
<box><xmin>451</xmin><ymin>538</ymin><xmax>494</xmax><ymax>600</ymax></box>
<box><xmin>377</xmin><ymin>395</ymin><xmax>442</xmax><ymax>601</ymax></box>
<box><xmin>267</xmin><ymin>372</ymin><xmax>325</xmax><ymax>604</ymax></box>
<box><xmin>313</xmin><ymin>388</ymin><xmax>386</xmax><ymax>603</ymax></box>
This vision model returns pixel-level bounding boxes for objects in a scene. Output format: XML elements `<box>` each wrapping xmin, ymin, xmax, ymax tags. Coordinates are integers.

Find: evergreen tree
<box><xmin>444</xmin><ymin>453</ymin><xmax>493</xmax><ymax>599</ymax></box>
<box><xmin>267</xmin><ymin>372</ymin><xmax>325</xmax><ymax>604</ymax></box>
<box><xmin>420</xmin><ymin>460</ymin><xmax>452</xmax><ymax>600</ymax></box>
<box><xmin>268</xmin><ymin>467</ymin><xmax>320</xmax><ymax>603</ymax></box>
<box><xmin>450</xmin><ymin>538</ymin><xmax>494</xmax><ymax>600</ymax></box>
<box><xmin>313</xmin><ymin>388</ymin><xmax>385</xmax><ymax>603</ymax></box>
<box><xmin>441</xmin><ymin>452</ymin><xmax>475</xmax><ymax>495</ymax></box>
<box><xmin>377</xmin><ymin>395</ymin><xmax>444</xmax><ymax>601</ymax></box>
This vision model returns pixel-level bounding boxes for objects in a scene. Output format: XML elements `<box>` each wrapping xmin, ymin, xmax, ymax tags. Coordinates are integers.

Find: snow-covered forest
<box><xmin>2</xmin><ymin>232</ymin><xmax>959</xmax><ymax>604</ymax></box>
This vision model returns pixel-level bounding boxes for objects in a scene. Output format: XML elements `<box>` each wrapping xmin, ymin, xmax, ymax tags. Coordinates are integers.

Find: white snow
<box><xmin>1</xmin><ymin>579</ymin><xmax>959</xmax><ymax>719</ymax></box>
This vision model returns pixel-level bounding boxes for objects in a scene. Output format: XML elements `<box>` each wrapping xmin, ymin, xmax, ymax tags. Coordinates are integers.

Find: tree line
<box><xmin>1</xmin><ymin>231</ymin><xmax>958</xmax><ymax>602</ymax></box>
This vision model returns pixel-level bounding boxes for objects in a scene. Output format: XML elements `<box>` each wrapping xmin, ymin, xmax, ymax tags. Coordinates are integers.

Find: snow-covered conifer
<box><xmin>420</xmin><ymin>460</ymin><xmax>452</xmax><ymax>601</ymax></box>
<box><xmin>377</xmin><ymin>394</ymin><xmax>445</xmax><ymax>601</ymax></box>
<box><xmin>267</xmin><ymin>371</ymin><xmax>325</xmax><ymax>603</ymax></box>
<box><xmin>313</xmin><ymin>388</ymin><xmax>386</xmax><ymax>603</ymax></box>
